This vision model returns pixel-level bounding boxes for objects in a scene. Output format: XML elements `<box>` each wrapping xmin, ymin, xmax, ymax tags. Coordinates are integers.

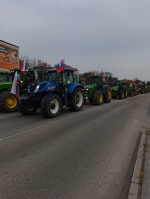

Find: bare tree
<box><xmin>19</xmin><ymin>55</ymin><xmax>51</xmax><ymax>71</ymax></box>
<box><xmin>133</xmin><ymin>77</ymin><xmax>139</xmax><ymax>82</ymax></box>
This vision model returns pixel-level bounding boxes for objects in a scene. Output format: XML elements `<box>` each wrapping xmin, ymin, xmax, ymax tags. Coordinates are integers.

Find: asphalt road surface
<box><xmin>0</xmin><ymin>94</ymin><xmax>150</xmax><ymax>199</ymax></box>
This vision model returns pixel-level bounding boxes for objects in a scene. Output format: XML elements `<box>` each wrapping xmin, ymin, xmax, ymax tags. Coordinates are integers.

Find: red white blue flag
<box><xmin>11</xmin><ymin>71</ymin><xmax>19</xmax><ymax>98</ymax></box>
<box><xmin>56</xmin><ymin>57</ymin><xmax>65</xmax><ymax>73</ymax></box>
<box><xmin>21</xmin><ymin>59</ymin><xmax>27</xmax><ymax>75</ymax></box>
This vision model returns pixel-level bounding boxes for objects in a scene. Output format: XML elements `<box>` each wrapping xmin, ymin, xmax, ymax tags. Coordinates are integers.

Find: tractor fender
<box><xmin>68</xmin><ymin>83</ymin><xmax>83</xmax><ymax>94</ymax></box>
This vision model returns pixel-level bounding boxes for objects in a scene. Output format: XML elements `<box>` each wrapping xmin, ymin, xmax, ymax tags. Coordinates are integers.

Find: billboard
<box><xmin>0</xmin><ymin>40</ymin><xmax>19</xmax><ymax>71</ymax></box>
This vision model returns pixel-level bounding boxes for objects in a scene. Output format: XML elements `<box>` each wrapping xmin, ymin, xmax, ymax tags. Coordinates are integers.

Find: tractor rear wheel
<box><xmin>41</xmin><ymin>94</ymin><xmax>61</xmax><ymax>118</ymax></box>
<box><xmin>0</xmin><ymin>91</ymin><xmax>18</xmax><ymax>112</ymax></box>
<box><xmin>18</xmin><ymin>93</ymin><xmax>37</xmax><ymax>115</ymax></box>
<box><xmin>104</xmin><ymin>87</ymin><xmax>111</xmax><ymax>103</ymax></box>
<box><xmin>93</xmin><ymin>90</ymin><xmax>103</xmax><ymax>105</ymax></box>
<box><xmin>124</xmin><ymin>90</ymin><xmax>128</xmax><ymax>98</ymax></box>
<box><xmin>69</xmin><ymin>87</ymin><xmax>84</xmax><ymax>111</ymax></box>
<box><xmin>119</xmin><ymin>90</ymin><xmax>124</xmax><ymax>99</ymax></box>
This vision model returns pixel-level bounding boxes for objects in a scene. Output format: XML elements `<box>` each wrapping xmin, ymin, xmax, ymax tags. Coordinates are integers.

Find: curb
<box><xmin>127</xmin><ymin>129</ymin><xmax>148</xmax><ymax>199</ymax></box>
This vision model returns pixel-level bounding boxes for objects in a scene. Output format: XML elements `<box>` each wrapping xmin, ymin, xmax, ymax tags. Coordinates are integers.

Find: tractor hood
<box><xmin>84</xmin><ymin>84</ymin><xmax>97</xmax><ymax>89</ymax></box>
<box><xmin>111</xmin><ymin>86</ymin><xmax>118</xmax><ymax>90</ymax></box>
<box><xmin>29</xmin><ymin>81</ymin><xmax>56</xmax><ymax>93</ymax></box>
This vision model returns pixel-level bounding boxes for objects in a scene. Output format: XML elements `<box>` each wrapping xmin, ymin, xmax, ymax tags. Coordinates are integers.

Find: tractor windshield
<box><xmin>17</xmin><ymin>72</ymin><xmax>26</xmax><ymax>82</ymax></box>
<box><xmin>114</xmin><ymin>82</ymin><xmax>122</xmax><ymax>86</ymax></box>
<box><xmin>0</xmin><ymin>73</ymin><xmax>8</xmax><ymax>82</ymax></box>
<box><xmin>91</xmin><ymin>77</ymin><xmax>103</xmax><ymax>84</ymax></box>
<box><xmin>47</xmin><ymin>72</ymin><xmax>61</xmax><ymax>82</ymax></box>
<box><xmin>138</xmin><ymin>85</ymin><xmax>143</xmax><ymax>88</ymax></box>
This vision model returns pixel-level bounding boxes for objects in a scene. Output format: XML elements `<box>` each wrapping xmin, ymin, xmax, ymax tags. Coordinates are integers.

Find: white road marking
<box><xmin>0</xmin><ymin>94</ymin><xmax>145</xmax><ymax>141</ymax></box>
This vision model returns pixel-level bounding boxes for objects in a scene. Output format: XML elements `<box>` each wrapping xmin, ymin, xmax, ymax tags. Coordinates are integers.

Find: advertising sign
<box><xmin>0</xmin><ymin>40</ymin><xmax>19</xmax><ymax>71</ymax></box>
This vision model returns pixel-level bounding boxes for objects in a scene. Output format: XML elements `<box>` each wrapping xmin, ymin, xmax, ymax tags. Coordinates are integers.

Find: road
<box><xmin>0</xmin><ymin>94</ymin><xmax>150</xmax><ymax>199</ymax></box>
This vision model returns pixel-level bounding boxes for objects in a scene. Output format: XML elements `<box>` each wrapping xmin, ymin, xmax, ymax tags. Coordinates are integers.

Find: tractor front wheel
<box><xmin>18</xmin><ymin>93</ymin><xmax>37</xmax><ymax>115</ymax></box>
<box><xmin>119</xmin><ymin>90</ymin><xmax>124</xmax><ymax>99</ymax></box>
<box><xmin>0</xmin><ymin>91</ymin><xmax>18</xmax><ymax>112</ymax></box>
<box><xmin>41</xmin><ymin>94</ymin><xmax>61</xmax><ymax>118</ymax></box>
<box><xmin>124</xmin><ymin>90</ymin><xmax>128</xmax><ymax>98</ymax></box>
<box><xmin>93</xmin><ymin>90</ymin><xmax>103</xmax><ymax>105</ymax></box>
<box><xmin>69</xmin><ymin>87</ymin><xmax>84</xmax><ymax>111</ymax></box>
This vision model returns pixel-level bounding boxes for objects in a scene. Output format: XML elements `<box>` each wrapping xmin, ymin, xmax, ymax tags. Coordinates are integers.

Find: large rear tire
<box><xmin>41</xmin><ymin>94</ymin><xmax>61</xmax><ymax>118</ymax></box>
<box><xmin>18</xmin><ymin>93</ymin><xmax>37</xmax><ymax>115</ymax></box>
<box><xmin>69</xmin><ymin>87</ymin><xmax>84</xmax><ymax>111</ymax></box>
<box><xmin>0</xmin><ymin>91</ymin><xmax>18</xmax><ymax>112</ymax></box>
<box><xmin>93</xmin><ymin>90</ymin><xmax>103</xmax><ymax>105</ymax></box>
<box><xmin>104</xmin><ymin>87</ymin><xmax>111</xmax><ymax>103</ymax></box>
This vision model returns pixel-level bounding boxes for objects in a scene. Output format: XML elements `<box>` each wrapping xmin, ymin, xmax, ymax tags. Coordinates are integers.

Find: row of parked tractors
<box><xmin>0</xmin><ymin>68</ymin><xmax>149</xmax><ymax>118</ymax></box>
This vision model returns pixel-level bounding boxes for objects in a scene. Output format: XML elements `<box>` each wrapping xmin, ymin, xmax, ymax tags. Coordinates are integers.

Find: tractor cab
<box><xmin>113</xmin><ymin>81</ymin><xmax>123</xmax><ymax>86</ymax></box>
<box><xmin>90</xmin><ymin>76</ymin><xmax>106</xmax><ymax>84</ymax></box>
<box><xmin>10</xmin><ymin>68</ymin><xmax>39</xmax><ymax>90</ymax></box>
<box><xmin>0</xmin><ymin>72</ymin><xmax>12</xmax><ymax>82</ymax></box>
<box><xmin>47</xmin><ymin>69</ymin><xmax>74</xmax><ymax>90</ymax></box>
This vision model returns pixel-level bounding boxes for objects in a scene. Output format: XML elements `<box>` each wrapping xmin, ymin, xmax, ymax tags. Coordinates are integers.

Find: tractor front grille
<box><xmin>30</xmin><ymin>82</ymin><xmax>39</xmax><ymax>92</ymax></box>
<box><xmin>112</xmin><ymin>89</ymin><xmax>117</xmax><ymax>93</ymax></box>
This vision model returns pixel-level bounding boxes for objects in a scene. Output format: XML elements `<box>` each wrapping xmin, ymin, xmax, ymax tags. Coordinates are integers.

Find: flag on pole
<box><xmin>11</xmin><ymin>71</ymin><xmax>19</xmax><ymax>98</ymax></box>
<box><xmin>56</xmin><ymin>58</ymin><xmax>65</xmax><ymax>73</ymax></box>
<box><xmin>21</xmin><ymin>59</ymin><xmax>27</xmax><ymax>75</ymax></box>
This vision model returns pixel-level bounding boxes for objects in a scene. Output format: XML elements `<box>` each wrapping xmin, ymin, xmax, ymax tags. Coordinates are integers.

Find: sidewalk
<box><xmin>128</xmin><ymin>103</ymin><xmax>150</xmax><ymax>199</ymax></box>
<box><xmin>141</xmin><ymin>133</ymin><xmax>150</xmax><ymax>199</ymax></box>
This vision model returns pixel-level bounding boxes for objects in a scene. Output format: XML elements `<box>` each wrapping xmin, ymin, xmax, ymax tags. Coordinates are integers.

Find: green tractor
<box><xmin>147</xmin><ymin>81</ymin><xmax>150</xmax><ymax>92</ymax></box>
<box><xmin>111</xmin><ymin>81</ymin><xmax>127</xmax><ymax>99</ymax></box>
<box><xmin>125</xmin><ymin>82</ymin><xmax>137</xmax><ymax>97</ymax></box>
<box><xmin>0</xmin><ymin>68</ymin><xmax>38</xmax><ymax>112</ymax></box>
<box><xmin>138</xmin><ymin>85</ymin><xmax>146</xmax><ymax>94</ymax></box>
<box><xmin>83</xmin><ymin>75</ymin><xmax>112</xmax><ymax>105</ymax></box>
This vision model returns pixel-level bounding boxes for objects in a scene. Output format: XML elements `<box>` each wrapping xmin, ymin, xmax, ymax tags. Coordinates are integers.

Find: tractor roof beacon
<box><xmin>84</xmin><ymin>75</ymin><xmax>112</xmax><ymax>105</ymax></box>
<box><xmin>18</xmin><ymin>68</ymin><xmax>85</xmax><ymax>118</ymax></box>
<box><xmin>0</xmin><ymin>68</ymin><xmax>38</xmax><ymax>112</ymax></box>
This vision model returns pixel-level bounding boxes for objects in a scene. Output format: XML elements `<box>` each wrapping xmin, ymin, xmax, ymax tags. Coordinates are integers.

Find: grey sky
<box><xmin>1</xmin><ymin>0</ymin><xmax>150</xmax><ymax>81</ymax></box>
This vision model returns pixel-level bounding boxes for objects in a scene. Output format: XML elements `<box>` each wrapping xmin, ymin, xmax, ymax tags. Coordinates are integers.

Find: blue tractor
<box><xmin>18</xmin><ymin>68</ymin><xmax>85</xmax><ymax>118</ymax></box>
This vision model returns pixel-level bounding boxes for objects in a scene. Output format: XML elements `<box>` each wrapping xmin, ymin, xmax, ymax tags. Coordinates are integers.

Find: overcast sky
<box><xmin>1</xmin><ymin>0</ymin><xmax>150</xmax><ymax>80</ymax></box>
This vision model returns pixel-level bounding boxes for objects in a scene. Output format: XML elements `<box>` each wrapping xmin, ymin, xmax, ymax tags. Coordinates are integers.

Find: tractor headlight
<box><xmin>34</xmin><ymin>85</ymin><xmax>39</xmax><ymax>92</ymax></box>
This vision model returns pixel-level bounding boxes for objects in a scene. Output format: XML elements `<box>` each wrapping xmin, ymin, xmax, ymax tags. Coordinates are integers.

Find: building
<box><xmin>0</xmin><ymin>40</ymin><xmax>19</xmax><ymax>71</ymax></box>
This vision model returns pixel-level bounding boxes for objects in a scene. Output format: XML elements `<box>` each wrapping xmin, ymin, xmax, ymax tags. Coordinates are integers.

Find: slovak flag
<box><xmin>102</xmin><ymin>75</ymin><xmax>107</xmax><ymax>78</ymax></box>
<box><xmin>56</xmin><ymin>58</ymin><xmax>65</xmax><ymax>73</ymax></box>
<box><xmin>21</xmin><ymin>59</ymin><xmax>27</xmax><ymax>75</ymax></box>
<box><xmin>11</xmin><ymin>71</ymin><xmax>19</xmax><ymax>98</ymax></box>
